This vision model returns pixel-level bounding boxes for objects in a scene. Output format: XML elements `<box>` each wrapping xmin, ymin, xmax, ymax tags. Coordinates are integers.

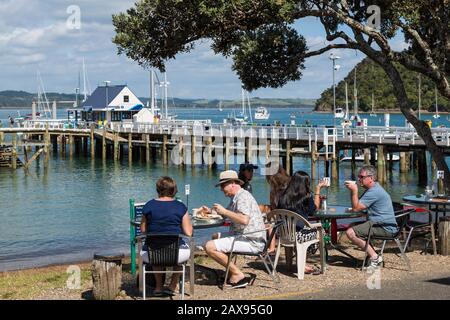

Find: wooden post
<box><xmin>245</xmin><ymin>137</ymin><xmax>250</xmax><ymax>164</ymax></box>
<box><xmin>331</xmin><ymin>147</ymin><xmax>338</xmax><ymax>181</ymax></box>
<box><xmin>128</xmin><ymin>133</ymin><xmax>133</xmax><ymax>164</ymax></box>
<box><xmin>114</xmin><ymin>133</ymin><xmax>119</xmax><ymax>161</ymax></box>
<box><xmin>400</xmin><ymin>152</ymin><xmax>407</xmax><ymax>173</ymax></box>
<box><xmin>101</xmin><ymin>127</ymin><xmax>106</xmax><ymax>160</ymax></box>
<box><xmin>90</xmin><ymin>124</ymin><xmax>95</xmax><ymax>159</ymax></box>
<box><xmin>265</xmin><ymin>138</ymin><xmax>271</xmax><ymax>163</ymax></box>
<box><xmin>162</xmin><ymin>134</ymin><xmax>168</xmax><ymax>165</ymax></box>
<box><xmin>364</xmin><ymin>148</ymin><xmax>370</xmax><ymax>165</ymax></box>
<box><xmin>44</xmin><ymin>126</ymin><xmax>50</xmax><ymax>168</ymax></box>
<box><xmin>12</xmin><ymin>133</ymin><xmax>17</xmax><ymax>169</ymax></box>
<box><xmin>351</xmin><ymin>149</ymin><xmax>357</xmax><ymax>178</ymax></box>
<box><xmin>370</xmin><ymin>147</ymin><xmax>376</xmax><ymax>166</ymax></box>
<box><xmin>69</xmin><ymin>134</ymin><xmax>74</xmax><ymax>158</ymax></box>
<box><xmin>145</xmin><ymin>134</ymin><xmax>150</xmax><ymax>163</ymax></box>
<box><xmin>377</xmin><ymin>145</ymin><xmax>386</xmax><ymax>184</ymax></box>
<box><xmin>206</xmin><ymin>136</ymin><xmax>213</xmax><ymax>169</ymax></box>
<box><xmin>92</xmin><ymin>253</ymin><xmax>124</xmax><ymax>300</ymax></box>
<box><xmin>311</xmin><ymin>141</ymin><xmax>317</xmax><ymax>181</ymax></box>
<box><xmin>417</xmin><ymin>149</ymin><xmax>427</xmax><ymax>186</ymax></box>
<box><xmin>286</xmin><ymin>140</ymin><xmax>292</xmax><ymax>176</ymax></box>
<box><xmin>0</xmin><ymin>131</ymin><xmax>4</xmax><ymax>144</ymax></box>
<box><xmin>191</xmin><ymin>135</ymin><xmax>197</xmax><ymax>166</ymax></box>
<box><xmin>178</xmin><ymin>136</ymin><xmax>184</xmax><ymax>166</ymax></box>
<box><xmin>224</xmin><ymin>137</ymin><xmax>230</xmax><ymax>169</ymax></box>
<box><xmin>438</xmin><ymin>217</ymin><xmax>450</xmax><ymax>256</ymax></box>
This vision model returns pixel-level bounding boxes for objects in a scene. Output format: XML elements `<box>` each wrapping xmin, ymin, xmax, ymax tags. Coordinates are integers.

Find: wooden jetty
<box><xmin>1</xmin><ymin>120</ymin><xmax>450</xmax><ymax>186</ymax></box>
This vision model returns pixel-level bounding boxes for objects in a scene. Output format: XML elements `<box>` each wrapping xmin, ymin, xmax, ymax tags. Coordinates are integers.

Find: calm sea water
<box><xmin>0</xmin><ymin>107</ymin><xmax>444</xmax><ymax>271</ymax></box>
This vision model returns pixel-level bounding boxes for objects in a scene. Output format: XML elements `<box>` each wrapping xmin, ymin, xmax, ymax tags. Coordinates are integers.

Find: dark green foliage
<box><xmin>315</xmin><ymin>58</ymin><xmax>450</xmax><ymax>112</ymax></box>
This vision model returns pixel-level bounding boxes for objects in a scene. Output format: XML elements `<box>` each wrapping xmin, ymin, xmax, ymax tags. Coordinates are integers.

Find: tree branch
<box><xmin>305</xmin><ymin>43</ymin><xmax>356</xmax><ymax>58</ymax></box>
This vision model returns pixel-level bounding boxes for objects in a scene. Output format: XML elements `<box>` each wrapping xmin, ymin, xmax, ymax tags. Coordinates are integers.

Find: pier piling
<box><xmin>90</xmin><ymin>124</ymin><xmax>95</xmax><ymax>159</ymax></box>
<box><xmin>128</xmin><ymin>133</ymin><xmax>133</xmax><ymax>163</ymax></box>
<box><xmin>417</xmin><ymin>149</ymin><xmax>427</xmax><ymax>186</ymax></box>
<box><xmin>12</xmin><ymin>133</ymin><xmax>17</xmax><ymax>169</ymax></box>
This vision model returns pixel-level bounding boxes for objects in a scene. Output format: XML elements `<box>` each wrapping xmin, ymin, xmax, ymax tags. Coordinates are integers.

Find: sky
<box><xmin>0</xmin><ymin>0</ymin><xmax>407</xmax><ymax>100</ymax></box>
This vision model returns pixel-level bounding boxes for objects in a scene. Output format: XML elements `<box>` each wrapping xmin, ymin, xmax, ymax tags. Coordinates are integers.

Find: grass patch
<box><xmin>0</xmin><ymin>264</ymin><xmax>92</xmax><ymax>300</ymax></box>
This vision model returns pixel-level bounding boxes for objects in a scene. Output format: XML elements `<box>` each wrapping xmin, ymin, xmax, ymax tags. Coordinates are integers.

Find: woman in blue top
<box><xmin>140</xmin><ymin>176</ymin><xmax>193</xmax><ymax>296</ymax></box>
<box><xmin>277</xmin><ymin>171</ymin><xmax>323</xmax><ymax>274</ymax></box>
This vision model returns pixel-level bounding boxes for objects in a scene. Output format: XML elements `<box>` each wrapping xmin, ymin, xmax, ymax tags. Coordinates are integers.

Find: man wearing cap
<box><xmin>238</xmin><ymin>162</ymin><xmax>258</xmax><ymax>194</ymax></box>
<box><xmin>204</xmin><ymin>170</ymin><xmax>266</xmax><ymax>288</ymax></box>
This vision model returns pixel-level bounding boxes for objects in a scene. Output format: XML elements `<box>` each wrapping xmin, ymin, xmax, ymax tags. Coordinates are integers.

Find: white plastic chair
<box><xmin>271</xmin><ymin>209</ymin><xmax>325</xmax><ymax>280</ymax></box>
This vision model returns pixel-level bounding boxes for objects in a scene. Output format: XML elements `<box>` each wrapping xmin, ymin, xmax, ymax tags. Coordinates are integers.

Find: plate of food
<box><xmin>192</xmin><ymin>207</ymin><xmax>222</xmax><ymax>220</ymax></box>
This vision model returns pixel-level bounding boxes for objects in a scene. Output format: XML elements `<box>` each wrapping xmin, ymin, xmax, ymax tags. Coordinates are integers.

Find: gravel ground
<box><xmin>4</xmin><ymin>241</ymin><xmax>449</xmax><ymax>300</ymax></box>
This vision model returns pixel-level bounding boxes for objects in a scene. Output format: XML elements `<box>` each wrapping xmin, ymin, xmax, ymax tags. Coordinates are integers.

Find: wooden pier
<box><xmin>2</xmin><ymin>120</ymin><xmax>450</xmax><ymax>186</ymax></box>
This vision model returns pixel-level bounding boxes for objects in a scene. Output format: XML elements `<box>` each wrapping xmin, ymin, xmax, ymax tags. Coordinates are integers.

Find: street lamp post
<box><xmin>329</xmin><ymin>53</ymin><xmax>340</xmax><ymax>127</ymax></box>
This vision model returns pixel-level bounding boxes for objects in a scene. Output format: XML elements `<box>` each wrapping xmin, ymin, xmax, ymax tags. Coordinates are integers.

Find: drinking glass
<box><xmin>424</xmin><ymin>185</ymin><xmax>433</xmax><ymax>199</ymax></box>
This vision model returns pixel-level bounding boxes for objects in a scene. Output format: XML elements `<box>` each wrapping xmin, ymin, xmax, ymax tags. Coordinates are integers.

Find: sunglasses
<box><xmin>358</xmin><ymin>175</ymin><xmax>372</xmax><ymax>179</ymax></box>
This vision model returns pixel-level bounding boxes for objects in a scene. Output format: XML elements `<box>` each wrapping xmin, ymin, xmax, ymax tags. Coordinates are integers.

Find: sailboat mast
<box><xmin>246</xmin><ymin>91</ymin><xmax>253</xmax><ymax>122</ymax></box>
<box><xmin>418</xmin><ymin>74</ymin><xmax>421</xmax><ymax>119</ymax></box>
<box><xmin>241</xmin><ymin>88</ymin><xmax>245</xmax><ymax>116</ymax></box>
<box><xmin>435</xmin><ymin>85</ymin><xmax>438</xmax><ymax>115</ymax></box>
<box><xmin>150</xmin><ymin>70</ymin><xmax>155</xmax><ymax>112</ymax></box>
<box><xmin>354</xmin><ymin>67</ymin><xmax>358</xmax><ymax>117</ymax></box>
<box><xmin>82</xmin><ymin>58</ymin><xmax>88</xmax><ymax>102</ymax></box>
<box><xmin>345</xmin><ymin>81</ymin><xmax>349</xmax><ymax>120</ymax></box>
<box><xmin>164</xmin><ymin>72</ymin><xmax>168</xmax><ymax>119</ymax></box>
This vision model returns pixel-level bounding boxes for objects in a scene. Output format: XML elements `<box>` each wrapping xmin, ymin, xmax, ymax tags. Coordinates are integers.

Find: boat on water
<box><xmin>334</xmin><ymin>107</ymin><xmax>346</xmax><ymax>119</ymax></box>
<box><xmin>254</xmin><ymin>106</ymin><xmax>270</xmax><ymax>120</ymax></box>
<box><xmin>224</xmin><ymin>88</ymin><xmax>252</xmax><ymax>125</ymax></box>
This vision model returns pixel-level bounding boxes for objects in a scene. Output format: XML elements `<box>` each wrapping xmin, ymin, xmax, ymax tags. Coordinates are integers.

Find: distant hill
<box><xmin>0</xmin><ymin>91</ymin><xmax>78</xmax><ymax>108</ymax></box>
<box><xmin>315</xmin><ymin>58</ymin><xmax>450</xmax><ymax>112</ymax></box>
<box><xmin>0</xmin><ymin>90</ymin><xmax>316</xmax><ymax>109</ymax></box>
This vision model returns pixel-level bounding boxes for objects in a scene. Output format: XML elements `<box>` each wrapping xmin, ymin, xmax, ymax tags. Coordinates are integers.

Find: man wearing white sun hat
<box><xmin>203</xmin><ymin>170</ymin><xmax>266</xmax><ymax>288</ymax></box>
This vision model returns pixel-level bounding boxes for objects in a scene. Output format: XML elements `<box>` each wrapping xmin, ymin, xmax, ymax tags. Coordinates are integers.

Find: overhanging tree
<box><xmin>112</xmin><ymin>0</ymin><xmax>450</xmax><ymax>190</ymax></box>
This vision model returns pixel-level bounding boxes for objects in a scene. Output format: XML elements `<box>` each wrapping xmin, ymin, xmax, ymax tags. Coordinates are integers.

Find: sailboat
<box><xmin>224</xmin><ymin>88</ymin><xmax>252</xmax><ymax>125</ymax></box>
<box><xmin>433</xmin><ymin>86</ymin><xmax>440</xmax><ymax>119</ymax></box>
<box><xmin>36</xmin><ymin>70</ymin><xmax>51</xmax><ymax>119</ymax></box>
<box><xmin>218</xmin><ymin>100</ymin><xmax>223</xmax><ymax>112</ymax></box>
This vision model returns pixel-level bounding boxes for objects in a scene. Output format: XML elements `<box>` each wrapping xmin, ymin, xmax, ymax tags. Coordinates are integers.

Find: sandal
<box><xmin>304</xmin><ymin>266</ymin><xmax>321</xmax><ymax>275</ymax></box>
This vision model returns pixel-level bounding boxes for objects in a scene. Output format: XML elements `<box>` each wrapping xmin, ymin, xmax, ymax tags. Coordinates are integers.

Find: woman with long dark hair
<box><xmin>277</xmin><ymin>170</ymin><xmax>324</xmax><ymax>274</ymax></box>
<box><xmin>277</xmin><ymin>171</ymin><xmax>322</xmax><ymax>228</ymax></box>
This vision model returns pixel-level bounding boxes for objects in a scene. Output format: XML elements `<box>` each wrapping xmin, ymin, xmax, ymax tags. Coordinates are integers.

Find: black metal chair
<box><xmin>222</xmin><ymin>221</ymin><xmax>284</xmax><ymax>289</ymax></box>
<box><xmin>142</xmin><ymin>233</ymin><xmax>190</xmax><ymax>300</ymax></box>
<box><xmin>361</xmin><ymin>203</ymin><xmax>415</xmax><ymax>271</ymax></box>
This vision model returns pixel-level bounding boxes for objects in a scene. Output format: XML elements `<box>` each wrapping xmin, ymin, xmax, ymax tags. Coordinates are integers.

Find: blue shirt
<box><xmin>142</xmin><ymin>199</ymin><xmax>187</xmax><ymax>234</ymax></box>
<box><xmin>360</xmin><ymin>183</ymin><xmax>398</xmax><ymax>234</ymax></box>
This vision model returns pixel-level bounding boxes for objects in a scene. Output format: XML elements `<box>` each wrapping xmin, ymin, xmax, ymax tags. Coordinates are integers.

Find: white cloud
<box><xmin>0</xmin><ymin>0</ymin><xmax>365</xmax><ymax>100</ymax></box>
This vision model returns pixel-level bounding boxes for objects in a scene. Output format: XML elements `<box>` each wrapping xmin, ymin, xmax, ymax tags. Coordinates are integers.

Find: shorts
<box><xmin>140</xmin><ymin>245</ymin><xmax>190</xmax><ymax>264</ymax></box>
<box><xmin>212</xmin><ymin>236</ymin><xmax>264</xmax><ymax>254</ymax></box>
<box><xmin>352</xmin><ymin>221</ymin><xmax>395</xmax><ymax>238</ymax></box>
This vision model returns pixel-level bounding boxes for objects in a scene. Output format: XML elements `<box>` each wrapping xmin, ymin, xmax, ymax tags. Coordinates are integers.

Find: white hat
<box><xmin>215</xmin><ymin>170</ymin><xmax>244</xmax><ymax>187</ymax></box>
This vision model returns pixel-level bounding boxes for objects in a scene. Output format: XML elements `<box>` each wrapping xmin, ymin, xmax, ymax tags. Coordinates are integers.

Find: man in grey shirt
<box><xmin>345</xmin><ymin>165</ymin><xmax>398</xmax><ymax>269</ymax></box>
